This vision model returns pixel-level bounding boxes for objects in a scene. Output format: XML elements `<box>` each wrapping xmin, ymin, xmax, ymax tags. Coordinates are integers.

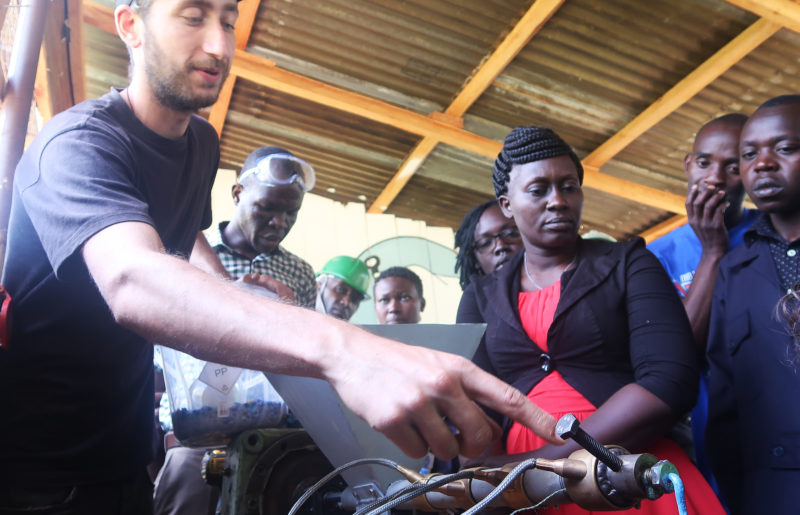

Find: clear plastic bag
<box><xmin>160</xmin><ymin>346</ymin><xmax>289</xmax><ymax>447</ymax></box>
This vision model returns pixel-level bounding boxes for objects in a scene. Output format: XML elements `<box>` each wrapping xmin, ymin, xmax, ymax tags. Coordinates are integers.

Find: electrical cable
<box><xmin>358</xmin><ymin>469</ymin><xmax>475</xmax><ymax>515</ymax></box>
<box><xmin>509</xmin><ymin>488</ymin><xmax>567</xmax><ymax>514</ymax></box>
<box><xmin>287</xmin><ymin>457</ymin><xmax>400</xmax><ymax>515</ymax></box>
<box><xmin>461</xmin><ymin>458</ymin><xmax>538</xmax><ymax>515</ymax></box>
<box><xmin>353</xmin><ymin>478</ymin><xmax>432</xmax><ymax>515</ymax></box>
<box><xmin>665</xmin><ymin>472</ymin><xmax>688</xmax><ymax>515</ymax></box>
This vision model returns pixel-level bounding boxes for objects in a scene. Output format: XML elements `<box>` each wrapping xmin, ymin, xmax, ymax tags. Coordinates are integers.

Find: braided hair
<box><xmin>454</xmin><ymin>200</ymin><xmax>500</xmax><ymax>290</ymax></box>
<box><xmin>492</xmin><ymin>127</ymin><xmax>583</xmax><ymax>198</ymax></box>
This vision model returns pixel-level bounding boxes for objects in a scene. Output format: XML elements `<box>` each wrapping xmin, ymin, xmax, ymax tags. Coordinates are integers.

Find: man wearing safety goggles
<box><xmin>212</xmin><ymin>146</ymin><xmax>317</xmax><ymax>308</ymax></box>
<box><xmin>153</xmin><ymin>146</ymin><xmax>318</xmax><ymax>514</ymax></box>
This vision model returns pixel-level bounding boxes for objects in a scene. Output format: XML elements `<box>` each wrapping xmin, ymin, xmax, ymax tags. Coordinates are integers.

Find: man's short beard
<box><xmin>150</xmin><ymin>73</ymin><xmax>223</xmax><ymax>112</ymax></box>
<box><xmin>141</xmin><ymin>26</ymin><xmax>228</xmax><ymax>112</ymax></box>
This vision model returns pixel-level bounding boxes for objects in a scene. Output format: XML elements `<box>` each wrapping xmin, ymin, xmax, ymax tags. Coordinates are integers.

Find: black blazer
<box><xmin>706</xmin><ymin>235</ymin><xmax>800</xmax><ymax>515</ymax></box>
<box><xmin>457</xmin><ymin>237</ymin><xmax>698</xmax><ymax>429</ymax></box>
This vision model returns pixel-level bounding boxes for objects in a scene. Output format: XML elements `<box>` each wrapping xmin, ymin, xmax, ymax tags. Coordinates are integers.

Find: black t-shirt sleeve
<box><xmin>17</xmin><ymin>127</ymin><xmax>154</xmax><ymax>276</ymax></box>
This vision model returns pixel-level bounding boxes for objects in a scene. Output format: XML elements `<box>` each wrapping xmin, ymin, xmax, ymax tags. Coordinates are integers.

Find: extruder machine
<box><xmin>179</xmin><ymin>324</ymin><xmax>686</xmax><ymax>515</ymax></box>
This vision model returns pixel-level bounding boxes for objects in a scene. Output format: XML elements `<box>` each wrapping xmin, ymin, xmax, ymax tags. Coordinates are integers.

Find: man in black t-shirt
<box><xmin>0</xmin><ymin>1</ymin><xmax>558</xmax><ymax>512</ymax></box>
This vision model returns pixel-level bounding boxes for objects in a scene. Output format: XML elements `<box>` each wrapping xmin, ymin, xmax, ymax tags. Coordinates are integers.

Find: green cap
<box><xmin>317</xmin><ymin>256</ymin><xmax>371</xmax><ymax>296</ymax></box>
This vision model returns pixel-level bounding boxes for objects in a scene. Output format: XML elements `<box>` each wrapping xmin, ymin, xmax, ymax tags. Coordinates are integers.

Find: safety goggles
<box><xmin>238</xmin><ymin>154</ymin><xmax>316</xmax><ymax>192</ymax></box>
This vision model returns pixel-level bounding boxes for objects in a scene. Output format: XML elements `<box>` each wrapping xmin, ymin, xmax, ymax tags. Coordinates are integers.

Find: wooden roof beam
<box><xmin>639</xmin><ymin>214</ymin><xmax>689</xmax><ymax>243</ymax></box>
<box><xmin>368</xmin><ymin>0</ymin><xmax>565</xmax><ymax>213</ymax></box>
<box><xmin>582</xmin><ymin>165</ymin><xmax>686</xmax><ymax>214</ymax></box>
<box><xmin>726</xmin><ymin>0</ymin><xmax>800</xmax><ymax>34</ymax></box>
<box><xmin>0</xmin><ymin>1</ymin><xmax>9</xmax><ymax>98</ymax></box>
<box><xmin>445</xmin><ymin>0</ymin><xmax>565</xmax><ymax>117</ymax></box>
<box><xmin>35</xmin><ymin>0</ymin><xmax>86</xmax><ymax>123</ymax></box>
<box><xmin>83</xmin><ymin>0</ymin><xmax>115</xmax><ymax>35</ymax></box>
<box><xmin>207</xmin><ymin>0</ymin><xmax>260</xmax><ymax>138</ymax></box>
<box><xmin>33</xmin><ymin>47</ymin><xmax>53</xmax><ymax>122</ymax></box>
<box><xmin>585</xmin><ymin>17</ymin><xmax>779</xmax><ymax>168</ymax></box>
<box><xmin>81</xmin><ymin>0</ymin><xmax>691</xmax><ymax>215</ymax></box>
<box><xmin>628</xmin><ymin>18</ymin><xmax>777</xmax><ymax>239</ymax></box>
<box><xmin>231</xmin><ymin>49</ymin><xmax>504</xmax><ymax>157</ymax></box>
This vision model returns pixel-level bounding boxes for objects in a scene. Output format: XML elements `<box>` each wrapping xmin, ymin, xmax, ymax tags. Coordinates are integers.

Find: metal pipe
<box><xmin>0</xmin><ymin>0</ymin><xmax>51</xmax><ymax>277</ymax></box>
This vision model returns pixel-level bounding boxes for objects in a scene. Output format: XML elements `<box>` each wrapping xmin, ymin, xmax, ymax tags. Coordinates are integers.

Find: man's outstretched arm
<box><xmin>83</xmin><ymin>221</ymin><xmax>559</xmax><ymax>459</ymax></box>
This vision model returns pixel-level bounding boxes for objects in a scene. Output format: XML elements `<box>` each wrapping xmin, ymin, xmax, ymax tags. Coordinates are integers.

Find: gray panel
<box><xmin>266</xmin><ymin>323</ymin><xmax>485</xmax><ymax>491</ymax></box>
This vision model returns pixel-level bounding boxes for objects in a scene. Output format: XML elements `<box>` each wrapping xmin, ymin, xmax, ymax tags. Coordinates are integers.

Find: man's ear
<box><xmin>115</xmin><ymin>5</ymin><xmax>143</xmax><ymax>50</ymax></box>
<box><xmin>498</xmin><ymin>195</ymin><xmax>512</xmax><ymax>218</ymax></box>
<box><xmin>231</xmin><ymin>183</ymin><xmax>243</xmax><ymax>205</ymax></box>
<box><xmin>419</xmin><ymin>297</ymin><xmax>426</xmax><ymax>313</ymax></box>
<box><xmin>683</xmin><ymin>153</ymin><xmax>692</xmax><ymax>176</ymax></box>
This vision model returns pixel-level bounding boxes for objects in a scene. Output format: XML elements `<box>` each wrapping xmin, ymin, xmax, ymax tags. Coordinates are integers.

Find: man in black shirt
<box><xmin>0</xmin><ymin>0</ymin><xmax>558</xmax><ymax>512</ymax></box>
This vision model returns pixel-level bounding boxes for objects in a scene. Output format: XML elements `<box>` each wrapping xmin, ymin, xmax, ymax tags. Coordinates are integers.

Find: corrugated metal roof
<box><xmin>73</xmin><ymin>0</ymin><xmax>800</xmax><ymax>238</ymax></box>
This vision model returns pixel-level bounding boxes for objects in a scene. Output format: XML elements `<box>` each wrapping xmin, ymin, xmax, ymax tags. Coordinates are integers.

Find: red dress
<box><xmin>507</xmin><ymin>281</ymin><xmax>725</xmax><ymax>514</ymax></box>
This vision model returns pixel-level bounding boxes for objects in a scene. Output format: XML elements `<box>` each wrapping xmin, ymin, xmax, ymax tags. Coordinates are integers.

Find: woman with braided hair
<box><xmin>457</xmin><ymin>126</ymin><xmax>724</xmax><ymax>514</ymax></box>
<box><xmin>454</xmin><ymin>200</ymin><xmax>523</xmax><ymax>290</ymax></box>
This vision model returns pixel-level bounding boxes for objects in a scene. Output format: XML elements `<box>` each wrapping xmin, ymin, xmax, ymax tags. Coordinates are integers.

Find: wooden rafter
<box><xmin>445</xmin><ymin>0</ymin><xmax>564</xmax><ymax>117</ymax></box>
<box><xmin>584</xmin><ymin>17</ymin><xmax>779</xmax><ymax>168</ymax></box>
<box><xmin>231</xmin><ymin>49</ymin><xmax>504</xmax><ymax>157</ymax></box>
<box><xmin>33</xmin><ymin>47</ymin><xmax>53</xmax><ymax>121</ymax></box>
<box><xmin>0</xmin><ymin>0</ymin><xmax>9</xmax><ymax>98</ymax></box>
<box><xmin>639</xmin><ymin>215</ymin><xmax>689</xmax><ymax>243</ymax></box>
<box><xmin>726</xmin><ymin>0</ymin><xmax>800</xmax><ymax>33</ymax></box>
<box><xmin>367</xmin><ymin>0</ymin><xmax>565</xmax><ymax>213</ymax></box>
<box><xmin>582</xmin><ymin>165</ymin><xmax>686</xmax><ymax>214</ymax></box>
<box><xmin>369</xmin><ymin>138</ymin><xmax>438</xmax><ymax>213</ymax></box>
<box><xmin>36</xmin><ymin>0</ymin><xmax>86</xmax><ymax>123</ymax></box>
<box><xmin>207</xmin><ymin>0</ymin><xmax>260</xmax><ymax>137</ymax></box>
<box><xmin>83</xmin><ymin>0</ymin><xmax>115</xmax><ymax>35</ymax></box>
<box><xmin>82</xmin><ymin>0</ymin><xmax>765</xmax><ymax>218</ymax></box>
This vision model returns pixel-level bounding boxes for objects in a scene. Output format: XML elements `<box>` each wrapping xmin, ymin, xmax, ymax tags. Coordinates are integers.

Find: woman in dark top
<box><xmin>454</xmin><ymin>200</ymin><xmax>523</xmax><ymax>290</ymax></box>
<box><xmin>457</xmin><ymin>126</ymin><xmax>724</xmax><ymax>514</ymax></box>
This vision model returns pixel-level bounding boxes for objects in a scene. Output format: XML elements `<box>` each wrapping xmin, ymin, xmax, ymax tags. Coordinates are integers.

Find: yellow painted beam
<box><xmin>726</xmin><ymin>0</ymin><xmax>800</xmax><ymax>34</ymax></box>
<box><xmin>81</xmin><ymin>0</ymin><xmax>703</xmax><ymax>216</ymax></box>
<box><xmin>582</xmin><ymin>165</ymin><xmax>686</xmax><ymax>215</ymax></box>
<box><xmin>639</xmin><ymin>214</ymin><xmax>688</xmax><ymax>243</ymax></box>
<box><xmin>584</xmin><ymin>17</ymin><xmax>779</xmax><ymax>168</ymax></box>
<box><xmin>83</xmin><ymin>0</ymin><xmax>115</xmax><ymax>35</ymax></box>
<box><xmin>231</xmin><ymin>49</ymin><xmax>503</xmax><ymax>158</ymax></box>
<box><xmin>369</xmin><ymin>0</ymin><xmax>565</xmax><ymax>213</ymax></box>
<box><xmin>445</xmin><ymin>0</ymin><xmax>564</xmax><ymax>116</ymax></box>
<box><xmin>33</xmin><ymin>45</ymin><xmax>53</xmax><ymax>122</ymax></box>
<box><xmin>67</xmin><ymin>0</ymin><xmax>87</xmax><ymax>106</ymax></box>
<box><xmin>367</xmin><ymin>138</ymin><xmax>438</xmax><ymax>213</ymax></box>
<box><xmin>207</xmin><ymin>0</ymin><xmax>260</xmax><ymax>138</ymax></box>
<box><xmin>38</xmin><ymin>0</ymin><xmax>86</xmax><ymax>120</ymax></box>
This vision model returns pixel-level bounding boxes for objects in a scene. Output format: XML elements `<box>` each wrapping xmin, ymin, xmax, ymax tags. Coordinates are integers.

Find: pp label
<box><xmin>198</xmin><ymin>361</ymin><xmax>243</xmax><ymax>395</ymax></box>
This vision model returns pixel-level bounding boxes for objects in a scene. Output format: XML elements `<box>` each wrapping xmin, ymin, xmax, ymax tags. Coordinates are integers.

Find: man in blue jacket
<box><xmin>706</xmin><ymin>95</ymin><xmax>800</xmax><ymax>514</ymax></box>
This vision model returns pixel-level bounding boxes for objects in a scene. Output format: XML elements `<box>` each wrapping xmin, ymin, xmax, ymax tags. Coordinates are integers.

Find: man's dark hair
<box><xmin>492</xmin><ymin>126</ymin><xmax>583</xmax><ymax>198</ymax></box>
<box><xmin>240</xmin><ymin>146</ymin><xmax>295</xmax><ymax>178</ymax></box>
<box><xmin>454</xmin><ymin>200</ymin><xmax>498</xmax><ymax>290</ymax></box>
<box><xmin>756</xmin><ymin>94</ymin><xmax>800</xmax><ymax>111</ymax></box>
<box><xmin>375</xmin><ymin>266</ymin><xmax>423</xmax><ymax>299</ymax></box>
<box><xmin>696</xmin><ymin>113</ymin><xmax>748</xmax><ymax>139</ymax></box>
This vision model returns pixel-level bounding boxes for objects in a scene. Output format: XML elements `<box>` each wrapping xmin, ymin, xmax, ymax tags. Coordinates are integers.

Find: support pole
<box><xmin>0</xmin><ymin>0</ymin><xmax>50</xmax><ymax>277</ymax></box>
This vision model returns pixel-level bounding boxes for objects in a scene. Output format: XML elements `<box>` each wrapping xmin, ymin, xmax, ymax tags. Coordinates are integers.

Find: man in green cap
<box><xmin>315</xmin><ymin>256</ymin><xmax>370</xmax><ymax>321</ymax></box>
